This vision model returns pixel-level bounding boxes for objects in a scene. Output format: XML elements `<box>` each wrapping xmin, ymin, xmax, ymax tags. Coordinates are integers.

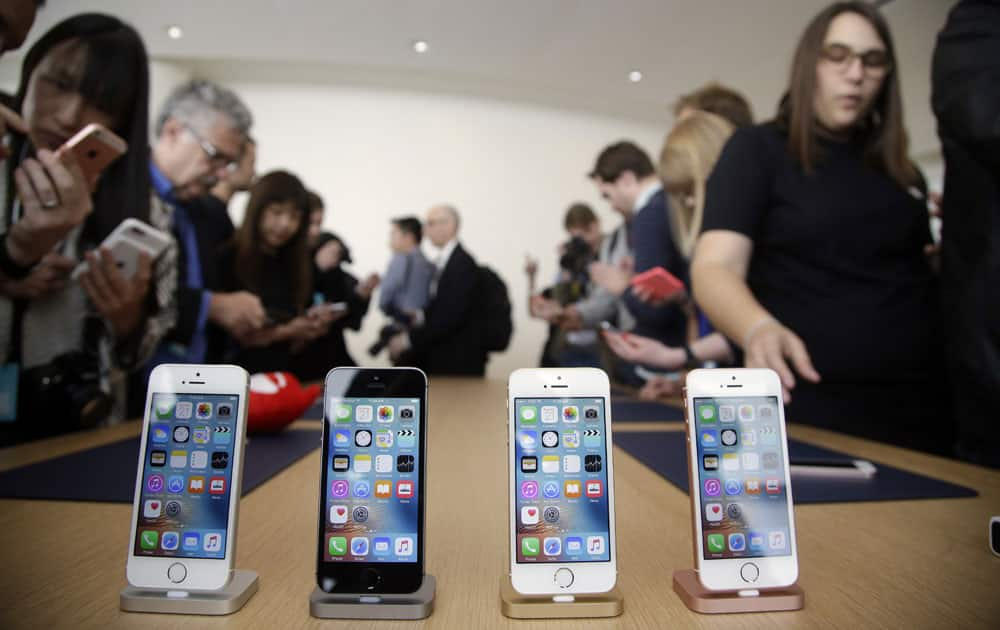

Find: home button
<box><xmin>553</xmin><ymin>568</ymin><xmax>574</xmax><ymax>589</ymax></box>
<box><xmin>167</xmin><ymin>562</ymin><xmax>187</xmax><ymax>584</ymax></box>
<box><xmin>361</xmin><ymin>568</ymin><xmax>383</xmax><ymax>591</ymax></box>
<box><xmin>740</xmin><ymin>562</ymin><xmax>759</xmax><ymax>583</ymax></box>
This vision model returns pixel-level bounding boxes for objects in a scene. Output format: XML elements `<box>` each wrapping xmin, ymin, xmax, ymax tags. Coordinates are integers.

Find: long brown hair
<box><xmin>234</xmin><ymin>170</ymin><xmax>312</xmax><ymax>310</ymax></box>
<box><xmin>777</xmin><ymin>1</ymin><xmax>918</xmax><ymax>189</ymax></box>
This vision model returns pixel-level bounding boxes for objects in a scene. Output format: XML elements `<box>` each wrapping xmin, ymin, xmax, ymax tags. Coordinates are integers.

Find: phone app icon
<box><xmin>585</xmin><ymin>480</ymin><xmax>603</xmax><ymax>498</ymax></box>
<box><xmin>375</xmin><ymin>480</ymin><xmax>392</xmax><ymax>498</ymax></box>
<box><xmin>521</xmin><ymin>506</ymin><xmax>540</xmax><ymax>525</ymax></box>
<box><xmin>521</xmin><ymin>456</ymin><xmax>538</xmax><ymax>473</ymax></box>
<box><xmin>564</xmin><ymin>480</ymin><xmax>582</xmax><ymax>498</ymax></box>
<box><xmin>703</xmin><ymin>454</ymin><xmax>719</xmax><ymax>470</ymax></box>
<box><xmin>565</xmin><ymin>537</ymin><xmax>583</xmax><ymax>555</ymax></box>
<box><xmin>213</xmin><ymin>425</ymin><xmax>232</xmax><ymax>444</ymax></box>
<box><xmin>216</xmin><ymin>404</ymin><xmax>232</xmax><ymax>419</ymax></box>
<box><xmin>155</xmin><ymin>398</ymin><xmax>175</xmax><ymax>419</ymax></box>
<box><xmin>397</xmin><ymin>429</ymin><xmax>416</xmax><ymax>448</ymax></box>
<box><xmin>167</xmin><ymin>475</ymin><xmax>185</xmax><ymax>493</ymax></box>
<box><xmin>542</xmin><ymin>455</ymin><xmax>560</xmax><ymax>474</ymax></box>
<box><xmin>586</xmin><ymin>536</ymin><xmax>605</xmax><ymax>555</ymax></box>
<box><xmin>521</xmin><ymin>537</ymin><xmax>539</xmax><ymax>557</ymax></box>
<box><xmin>721</xmin><ymin>429</ymin><xmax>738</xmax><ymax>447</ymax></box>
<box><xmin>766</xmin><ymin>478</ymin><xmax>781</xmax><ymax>494</ymax></box>
<box><xmin>722</xmin><ymin>453</ymin><xmax>740</xmax><ymax>471</ymax></box>
<box><xmin>175</xmin><ymin>401</ymin><xmax>193</xmax><ymax>419</ymax></box>
<box><xmin>150</xmin><ymin>450</ymin><xmax>166</xmax><ymax>467</ymax></box>
<box><xmin>705</xmin><ymin>502</ymin><xmax>723</xmax><ymax>522</ymax></box>
<box><xmin>758</xmin><ymin>405</ymin><xmax>775</xmax><ymax>421</ymax></box>
<box><xmin>146</xmin><ymin>474</ymin><xmax>164</xmax><ymax>492</ymax></box>
<box><xmin>172</xmin><ymin>425</ymin><xmax>189</xmax><ymax>443</ymax></box>
<box><xmin>703</xmin><ymin>478</ymin><xmax>722</xmax><ymax>496</ymax></box>
<box><xmin>330</xmin><ymin>480</ymin><xmax>349</xmax><ymax>498</ymax></box>
<box><xmin>520</xmin><ymin>406</ymin><xmax>538</xmax><ymax>424</ymax></box>
<box><xmin>706</xmin><ymin>533</ymin><xmax>725</xmax><ymax>553</ymax></box>
<box><xmin>742</xmin><ymin>452</ymin><xmax>760</xmax><ymax>470</ymax></box>
<box><xmin>718</xmin><ymin>405</ymin><xmax>735</xmax><ymax>423</ymax></box>
<box><xmin>377</xmin><ymin>406</ymin><xmax>394</xmax><ymax>423</ymax></box>
<box><xmin>375</xmin><ymin>454</ymin><xmax>393</xmax><ymax>473</ymax></box>
<box><xmin>763</xmin><ymin>452</ymin><xmax>779</xmax><ymax>470</ymax></box>
<box><xmin>399</xmin><ymin>405</ymin><xmax>416</xmax><ymax>421</ymax></box>
<box><xmin>333</xmin><ymin>455</ymin><xmax>350</xmax><ymax>472</ymax></box>
<box><xmin>170</xmin><ymin>450</ymin><xmax>187</xmax><ymax>468</ymax></box>
<box><xmin>584</xmin><ymin>406</ymin><xmax>600</xmax><ymax>421</ymax></box>
<box><xmin>209</xmin><ymin>477</ymin><xmax>226</xmax><ymax>494</ymax></box>
<box><xmin>333</xmin><ymin>429</ymin><xmax>350</xmax><ymax>448</ymax></box>
<box><xmin>161</xmin><ymin>531</ymin><xmax>179</xmax><ymax>551</ymax></box>
<box><xmin>140</xmin><ymin>530</ymin><xmax>158</xmax><ymax>550</ymax></box>
<box><xmin>373</xmin><ymin>537</ymin><xmax>391</xmax><ymax>555</ymax></box>
<box><xmin>521</xmin><ymin>481</ymin><xmax>539</xmax><ymax>499</ymax></box>
<box><xmin>738</xmin><ymin>404</ymin><xmax>755</xmax><ymax>422</ymax></box>
<box><xmin>729</xmin><ymin>533</ymin><xmax>746</xmax><ymax>552</ymax></box>
<box><xmin>329</xmin><ymin>505</ymin><xmax>348</xmax><ymax>524</ymax></box>
<box><xmin>518</xmin><ymin>430</ymin><xmax>538</xmax><ymax>450</ymax></box>
<box><xmin>700</xmin><ymin>429</ymin><xmax>718</xmax><ymax>447</ymax></box>
<box><xmin>190</xmin><ymin>450</ymin><xmax>208</xmax><ymax>469</ymax></box>
<box><xmin>329</xmin><ymin>536</ymin><xmax>347</xmax><ymax>556</ymax></box>
<box><xmin>543</xmin><ymin>506</ymin><xmax>560</xmax><ymax>523</ymax></box>
<box><xmin>583</xmin><ymin>429</ymin><xmax>601</xmax><ymax>448</ymax></box>
<box><xmin>396</xmin><ymin>480</ymin><xmax>414</xmax><ymax>499</ymax></box>
<box><xmin>188</xmin><ymin>476</ymin><xmax>205</xmax><ymax>494</ymax></box>
<box><xmin>768</xmin><ymin>530</ymin><xmax>787</xmax><ymax>550</ymax></box>
<box><xmin>151</xmin><ymin>424</ymin><xmax>169</xmax><ymax>443</ymax></box>
<box><xmin>727</xmin><ymin>503</ymin><xmax>743</xmax><ymax>519</ymax></box>
<box><xmin>745</xmin><ymin>478</ymin><xmax>761</xmax><ymax>495</ymax></box>
<box><xmin>355</xmin><ymin>405</ymin><xmax>373</xmax><ymax>423</ymax></box>
<box><xmin>355</xmin><ymin>454</ymin><xmax>372</xmax><ymax>473</ymax></box>
<box><xmin>182</xmin><ymin>532</ymin><xmax>200</xmax><ymax>551</ymax></box>
<box><xmin>724</xmin><ymin>479</ymin><xmax>742</xmax><ymax>495</ymax></box>
<box><xmin>741</xmin><ymin>430</ymin><xmax>757</xmax><ymax>447</ymax></box>
<box><xmin>540</xmin><ymin>406</ymin><xmax>558</xmax><ymax>423</ymax></box>
<box><xmin>355</xmin><ymin>430</ymin><xmax>372</xmax><ymax>447</ymax></box>
<box><xmin>375</xmin><ymin>430</ymin><xmax>394</xmax><ymax>448</ymax></box>
<box><xmin>697</xmin><ymin>404</ymin><xmax>716</xmax><ymax>423</ymax></box>
<box><xmin>143</xmin><ymin>499</ymin><xmax>162</xmax><ymax>518</ymax></box>
<box><xmin>351</xmin><ymin>537</ymin><xmax>370</xmax><ymax>556</ymax></box>
<box><xmin>196</xmin><ymin>402</ymin><xmax>212</xmax><ymax>420</ymax></box>
<box><xmin>192</xmin><ymin>425</ymin><xmax>210</xmax><ymax>444</ymax></box>
<box><xmin>543</xmin><ymin>481</ymin><xmax>560</xmax><ymax>499</ymax></box>
<box><xmin>354</xmin><ymin>481</ymin><xmax>372</xmax><ymax>498</ymax></box>
<box><xmin>564</xmin><ymin>455</ymin><xmax>581</xmax><ymax>474</ymax></box>
<box><xmin>585</xmin><ymin>454</ymin><xmax>602</xmax><ymax>472</ymax></box>
<box><xmin>563</xmin><ymin>430</ymin><xmax>580</xmax><ymax>448</ymax></box>
<box><xmin>165</xmin><ymin>500</ymin><xmax>182</xmax><ymax>517</ymax></box>
<box><xmin>334</xmin><ymin>404</ymin><xmax>352</xmax><ymax>422</ymax></box>
<box><xmin>541</xmin><ymin>431</ymin><xmax>559</xmax><ymax>448</ymax></box>
<box><xmin>759</xmin><ymin>425</ymin><xmax>779</xmax><ymax>446</ymax></box>
<box><xmin>562</xmin><ymin>406</ymin><xmax>579</xmax><ymax>423</ymax></box>
<box><xmin>748</xmin><ymin>531</ymin><xmax>765</xmax><ymax>552</ymax></box>
<box><xmin>352</xmin><ymin>506</ymin><xmax>369</xmax><ymax>523</ymax></box>
<box><xmin>543</xmin><ymin>537</ymin><xmax>562</xmax><ymax>556</ymax></box>
<box><xmin>395</xmin><ymin>536</ymin><xmax>414</xmax><ymax>556</ymax></box>
<box><xmin>211</xmin><ymin>452</ymin><xmax>229</xmax><ymax>469</ymax></box>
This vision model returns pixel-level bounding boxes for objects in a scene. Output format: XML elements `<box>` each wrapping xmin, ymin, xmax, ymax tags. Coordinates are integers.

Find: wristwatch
<box><xmin>0</xmin><ymin>232</ymin><xmax>35</xmax><ymax>279</ymax></box>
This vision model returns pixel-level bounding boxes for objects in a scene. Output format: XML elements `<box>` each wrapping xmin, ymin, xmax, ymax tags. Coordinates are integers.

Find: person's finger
<box><xmin>43</xmin><ymin>252</ymin><xmax>78</xmax><ymax>273</ymax></box>
<box><xmin>77</xmin><ymin>272</ymin><xmax>109</xmax><ymax>314</ymax></box>
<box><xmin>83</xmin><ymin>252</ymin><xmax>117</xmax><ymax>306</ymax></box>
<box><xmin>53</xmin><ymin>147</ymin><xmax>88</xmax><ymax>191</ymax></box>
<box><xmin>762</xmin><ymin>340</ymin><xmax>797</xmax><ymax>391</ymax></box>
<box><xmin>38</xmin><ymin>149</ymin><xmax>78</xmax><ymax>199</ymax></box>
<box><xmin>97</xmin><ymin>247</ymin><xmax>131</xmax><ymax>297</ymax></box>
<box><xmin>132</xmin><ymin>252</ymin><xmax>153</xmax><ymax>297</ymax></box>
<box><xmin>783</xmin><ymin>333</ymin><xmax>821</xmax><ymax>383</ymax></box>
<box><xmin>0</xmin><ymin>103</ymin><xmax>28</xmax><ymax>135</ymax></box>
<box><xmin>21</xmin><ymin>158</ymin><xmax>59</xmax><ymax>207</ymax></box>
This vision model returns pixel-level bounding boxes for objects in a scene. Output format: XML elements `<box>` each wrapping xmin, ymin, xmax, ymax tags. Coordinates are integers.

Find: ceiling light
<box><xmin>629</xmin><ymin>70</ymin><xmax>643</xmax><ymax>83</ymax></box>
<box><xmin>166</xmin><ymin>25</ymin><xmax>184</xmax><ymax>40</ymax></box>
<box><xmin>413</xmin><ymin>40</ymin><xmax>429</xmax><ymax>54</ymax></box>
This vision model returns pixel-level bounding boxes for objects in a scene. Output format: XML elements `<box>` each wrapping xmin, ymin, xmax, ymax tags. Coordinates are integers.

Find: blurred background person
<box><xmin>673</xmin><ymin>82</ymin><xmax>755</xmax><ymax>128</ymax></box>
<box><xmin>368</xmin><ymin>215</ymin><xmax>431</xmax><ymax>358</ymax></box>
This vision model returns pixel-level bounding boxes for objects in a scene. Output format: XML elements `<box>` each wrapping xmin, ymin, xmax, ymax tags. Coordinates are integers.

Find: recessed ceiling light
<box><xmin>166</xmin><ymin>25</ymin><xmax>184</xmax><ymax>40</ymax></box>
<box><xmin>413</xmin><ymin>40</ymin><xmax>429</xmax><ymax>54</ymax></box>
<box><xmin>629</xmin><ymin>70</ymin><xmax>643</xmax><ymax>83</ymax></box>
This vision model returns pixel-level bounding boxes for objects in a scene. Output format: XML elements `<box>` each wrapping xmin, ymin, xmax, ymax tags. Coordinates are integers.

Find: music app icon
<box><xmin>395</xmin><ymin>536</ymin><xmax>414</xmax><ymax>556</ymax></box>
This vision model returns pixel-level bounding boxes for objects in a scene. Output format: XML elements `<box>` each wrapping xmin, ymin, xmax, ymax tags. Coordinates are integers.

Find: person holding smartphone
<box><xmin>691</xmin><ymin>2</ymin><xmax>948</xmax><ymax>454</ymax></box>
<box><xmin>0</xmin><ymin>14</ymin><xmax>175</xmax><ymax>442</ymax></box>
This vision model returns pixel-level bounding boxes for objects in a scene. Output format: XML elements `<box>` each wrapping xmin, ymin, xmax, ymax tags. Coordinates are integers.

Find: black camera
<box><xmin>559</xmin><ymin>236</ymin><xmax>595</xmax><ymax>277</ymax></box>
<box><xmin>585</xmin><ymin>408</ymin><xmax>598</xmax><ymax>420</ymax></box>
<box><xmin>401</xmin><ymin>408</ymin><xmax>414</xmax><ymax>419</ymax></box>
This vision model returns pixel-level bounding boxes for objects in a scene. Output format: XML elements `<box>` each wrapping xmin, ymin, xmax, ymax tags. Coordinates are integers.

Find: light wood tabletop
<box><xmin>1</xmin><ymin>377</ymin><xmax>998</xmax><ymax>628</ymax></box>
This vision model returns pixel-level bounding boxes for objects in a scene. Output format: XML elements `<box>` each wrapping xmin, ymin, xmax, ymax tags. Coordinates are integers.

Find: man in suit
<box><xmin>389</xmin><ymin>204</ymin><xmax>486</xmax><ymax>375</ymax></box>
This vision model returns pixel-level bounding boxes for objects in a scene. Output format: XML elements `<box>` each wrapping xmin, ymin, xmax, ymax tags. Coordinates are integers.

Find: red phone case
<box><xmin>630</xmin><ymin>267</ymin><xmax>686</xmax><ymax>300</ymax></box>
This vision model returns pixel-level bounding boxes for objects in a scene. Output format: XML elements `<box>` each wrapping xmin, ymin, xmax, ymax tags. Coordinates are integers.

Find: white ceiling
<box><xmin>1</xmin><ymin>0</ymin><xmax>950</xmax><ymax>155</ymax></box>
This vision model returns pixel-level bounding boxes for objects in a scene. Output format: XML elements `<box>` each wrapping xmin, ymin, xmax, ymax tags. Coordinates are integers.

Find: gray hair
<box><xmin>155</xmin><ymin>79</ymin><xmax>253</xmax><ymax>137</ymax></box>
<box><xmin>437</xmin><ymin>203</ymin><xmax>460</xmax><ymax>230</ymax></box>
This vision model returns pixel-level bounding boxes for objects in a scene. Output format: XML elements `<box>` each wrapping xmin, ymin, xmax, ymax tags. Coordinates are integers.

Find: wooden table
<box><xmin>1</xmin><ymin>377</ymin><xmax>998</xmax><ymax>628</ymax></box>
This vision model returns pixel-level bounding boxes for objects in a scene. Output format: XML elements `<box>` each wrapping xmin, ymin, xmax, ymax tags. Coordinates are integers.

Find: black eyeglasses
<box><xmin>820</xmin><ymin>43</ymin><xmax>893</xmax><ymax>75</ymax></box>
<box><xmin>184</xmin><ymin>124</ymin><xmax>240</xmax><ymax>173</ymax></box>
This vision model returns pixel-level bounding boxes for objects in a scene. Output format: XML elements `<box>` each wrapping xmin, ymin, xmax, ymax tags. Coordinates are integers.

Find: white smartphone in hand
<box><xmin>684</xmin><ymin>368</ymin><xmax>798</xmax><ymax>591</ymax></box>
<box><xmin>72</xmin><ymin>217</ymin><xmax>171</xmax><ymax>280</ymax></box>
<box><xmin>508</xmin><ymin>368</ymin><xmax>618</xmax><ymax>595</ymax></box>
<box><xmin>126</xmin><ymin>364</ymin><xmax>249</xmax><ymax>591</ymax></box>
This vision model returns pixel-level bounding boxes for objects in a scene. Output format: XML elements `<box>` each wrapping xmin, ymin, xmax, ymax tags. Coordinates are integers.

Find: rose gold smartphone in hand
<box><xmin>56</xmin><ymin>123</ymin><xmax>127</xmax><ymax>188</ymax></box>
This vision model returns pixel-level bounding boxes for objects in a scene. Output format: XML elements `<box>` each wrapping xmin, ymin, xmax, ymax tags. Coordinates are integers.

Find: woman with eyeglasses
<box><xmin>691</xmin><ymin>2</ymin><xmax>948</xmax><ymax>454</ymax></box>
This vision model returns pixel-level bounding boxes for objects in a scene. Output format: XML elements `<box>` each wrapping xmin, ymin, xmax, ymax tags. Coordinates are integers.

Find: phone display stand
<box><xmin>499</xmin><ymin>575</ymin><xmax>624</xmax><ymax>619</ymax></box>
<box><xmin>672</xmin><ymin>569</ymin><xmax>804</xmax><ymax>614</ymax></box>
<box><xmin>309</xmin><ymin>574</ymin><xmax>435</xmax><ymax>620</ymax></box>
<box><xmin>119</xmin><ymin>569</ymin><xmax>258</xmax><ymax>616</ymax></box>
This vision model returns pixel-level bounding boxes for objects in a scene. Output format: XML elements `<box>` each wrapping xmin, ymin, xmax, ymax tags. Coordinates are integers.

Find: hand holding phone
<box><xmin>56</xmin><ymin>123</ymin><xmax>127</xmax><ymax>190</ymax></box>
<box><xmin>72</xmin><ymin>218</ymin><xmax>171</xmax><ymax>281</ymax></box>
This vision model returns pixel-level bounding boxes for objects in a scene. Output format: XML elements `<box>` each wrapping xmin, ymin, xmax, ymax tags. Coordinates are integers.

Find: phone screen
<box><xmin>514</xmin><ymin>397</ymin><xmax>610</xmax><ymax>563</ymax></box>
<box><xmin>133</xmin><ymin>393</ymin><xmax>240</xmax><ymax>559</ymax></box>
<box><xmin>322</xmin><ymin>398</ymin><xmax>421</xmax><ymax>562</ymax></box>
<box><xmin>693</xmin><ymin>396</ymin><xmax>792</xmax><ymax>559</ymax></box>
